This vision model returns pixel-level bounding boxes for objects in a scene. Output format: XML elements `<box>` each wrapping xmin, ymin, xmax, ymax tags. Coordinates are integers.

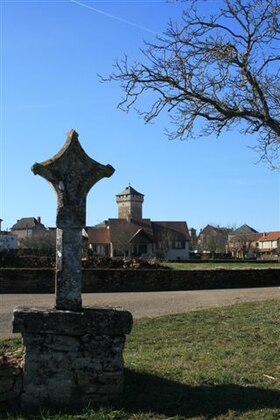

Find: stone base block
<box><xmin>0</xmin><ymin>352</ymin><xmax>23</xmax><ymax>410</ymax></box>
<box><xmin>12</xmin><ymin>307</ymin><xmax>133</xmax><ymax>410</ymax></box>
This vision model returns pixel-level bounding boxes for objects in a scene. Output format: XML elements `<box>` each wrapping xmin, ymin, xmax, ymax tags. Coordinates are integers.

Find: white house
<box><xmin>0</xmin><ymin>232</ymin><xmax>18</xmax><ymax>249</ymax></box>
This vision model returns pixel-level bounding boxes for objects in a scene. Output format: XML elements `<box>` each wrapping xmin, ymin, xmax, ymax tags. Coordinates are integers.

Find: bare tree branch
<box><xmin>102</xmin><ymin>0</ymin><xmax>280</xmax><ymax>167</ymax></box>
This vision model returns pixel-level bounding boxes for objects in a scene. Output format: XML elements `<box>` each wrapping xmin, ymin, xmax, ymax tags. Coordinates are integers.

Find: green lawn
<box><xmin>163</xmin><ymin>261</ymin><xmax>280</xmax><ymax>270</ymax></box>
<box><xmin>2</xmin><ymin>300</ymin><xmax>280</xmax><ymax>419</ymax></box>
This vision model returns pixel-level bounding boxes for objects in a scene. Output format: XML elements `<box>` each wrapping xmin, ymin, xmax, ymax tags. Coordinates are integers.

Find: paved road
<box><xmin>0</xmin><ymin>287</ymin><xmax>279</xmax><ymax>339</ymax></box>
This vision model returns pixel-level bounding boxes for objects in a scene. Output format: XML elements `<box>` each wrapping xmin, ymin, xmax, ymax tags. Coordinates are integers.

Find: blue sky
<box><xmin>1</xmin><ymin>0</ymin><xmax>279</xmax><ymax>233</ymax></box>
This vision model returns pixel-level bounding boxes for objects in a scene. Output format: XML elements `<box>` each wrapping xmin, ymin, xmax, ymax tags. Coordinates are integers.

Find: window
<box><xmin>175</xmin><ymin>241</ymin><xmax>185</xmax><ymax>249</ymax></box>
<box><xmin>138</xmin><ymin>244</ymin><xmax>147</xmax><ymax>255</ymax></box>
<box><xmin>97</xmin><ymin>245</ymin><xmax>105</xmax><ymax>254</ymax></box>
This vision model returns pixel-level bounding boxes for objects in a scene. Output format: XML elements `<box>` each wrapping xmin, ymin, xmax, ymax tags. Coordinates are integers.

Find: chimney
<box><xmin>37</xmin><ymin>216</ymin><xmax>41</xmax><ymax>224</ymax></box>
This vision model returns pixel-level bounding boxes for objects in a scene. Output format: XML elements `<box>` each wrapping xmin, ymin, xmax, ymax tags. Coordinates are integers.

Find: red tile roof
<box><xmin>259</xmin><ymin>231</ymin><xmax>280</xmax><ymax>242</ymax></box>
<box><xmin>87</xmin><ymin>219</ymin><xmax>190</xmax><ymax>245</ymax></box>
<box><xmin>108</xmin><ymin>218</ymin><xmax>153</xmax><ymax>243</ymax></box>
<box><xmin>87</xmin><ymin>227</ymin><xmax>110</xmax><ymax>244</ymax></box>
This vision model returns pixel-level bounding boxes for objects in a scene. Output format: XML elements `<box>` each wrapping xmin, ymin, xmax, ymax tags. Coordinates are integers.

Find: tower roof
<box><xmin>116</xmin><ymin>186</ymin><xmax>144</xmax><ymax>197</ymax></box>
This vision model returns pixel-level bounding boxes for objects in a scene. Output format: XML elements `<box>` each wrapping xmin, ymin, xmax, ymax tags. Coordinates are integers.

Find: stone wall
<box><xmin>0</xmin><ymin>268</ymin><xmax>279</xmax><ymax>294</ymax></box>
<box><xmin>0</xmin><ymin>352</ymin><xmax>23</xmax><ymax>410</ymax></box>
<box><xmin>13</xmin><ymin>307</ymin><xmax>133</xmax><ymax>410</ymax></box>
<box><xmin>0</xmin><ymin>269</ymin><xmax>54</xmax><ymax>293</ymax></box>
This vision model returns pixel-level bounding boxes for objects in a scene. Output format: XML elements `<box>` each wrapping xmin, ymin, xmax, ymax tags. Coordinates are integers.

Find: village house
<box><xmin>257</xmin><ymin>232</ymin><xmax>280</xmax><ymax>259</ymax></box>
<box><xmin>198</xmin><ymin>224</ymin><xmax>233</xmax><ymax>255</ymax></box>
<box><xmin>10</xmin><ymin>217</ymin><xmax>47</xmax><ymax>246</ymax></box>
<box><xmin>0</xmin><ymin>219</ymin><xmax>17</xmax><ymax>249</ymax></box>
<box><xmin>11</xmin><ymin>217</ymin><xmax>46</xmax><ymax>240</ymax></box>
<box><xmin>0</xmin><ymin>233</ymin><xmax>18</xmax><ymax>250</ymax></box>
<box><xmin>87</xmin><ymin>186</ymin><xmax>191</xmax><ymax>260</ymax></box>
<box><xmin>9</xmin><ymin>216</ymin><xmax>89</xmax><ymax>253</ymax></box>
<box><xmin>228</xmin><ymin>224</ymin><xmax>261</xmax><ymax>259</ymax></box>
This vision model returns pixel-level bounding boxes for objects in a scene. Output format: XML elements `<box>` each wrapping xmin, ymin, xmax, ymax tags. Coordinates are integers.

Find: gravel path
<box><xmin>0</xmin><ymin>287</ymin><xmax>279</xmax><ymax>339</ymax></box>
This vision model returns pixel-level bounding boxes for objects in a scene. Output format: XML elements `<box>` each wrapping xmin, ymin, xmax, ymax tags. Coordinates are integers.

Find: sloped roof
<box><xmin>91</xmin><ymin>221</ymin><xmax>107</xmax><ymax>229</ymax></box>
<box><xmin>88</xmin><ymin>218</ymin><xmax>191</xmax><ymax>246</ymax></box>
<box><xmin>87</xmin><ymin>227</ymin><xmax>111</xmax><ymax>244</ymax></box>
<box><xmin>11</xmin><ymin>217</ymin><xmax>45</xmax><ymax>231</ymax></box>
<box><xmin>88</xmin><ymin>218</ymin><xmax>153</xmax><ymax>245</ymax></box>
<box><xmin>108</xmin><ymin>218</ymin><xmax>153</xmax><ymax>243</ymax></box>
<box><xmin>259</xmin><ymin>231</ymin><xmax>280</xmax><ymax>242</ymax></box>
<box><xmin>200</xmin><ymin>224</ymin><xmax>233</xmax><ymax>236</ymax></box>
<box><xmin>200</xmin><ymin>224</ymin><xmax>216</xmax><ymax>234</ymax></box>
<box><xmin>116</xmin><ymin>186</ymin><xmax>144</xmax><ymax>197</ymax></box>
<box><xmin>229</xmin><ymin>232</ymin><xmax>262</xmax><ymax>242</ymax></box>
<box><xmin>152</xmin><ymin>221</ymin><xmax>190</xmax><ymax>241</ymax></box>
<box><xmin>129</xmin><ymin>228</ymin><xmax>153</xmax><ymax>243</ymax></box>
<box><xmin>234</xmin><ymin>224</ymin><xmax>258</xmax><ymax>234</ymax></box>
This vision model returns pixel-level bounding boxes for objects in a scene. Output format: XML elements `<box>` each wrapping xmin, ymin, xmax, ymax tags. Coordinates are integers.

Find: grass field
<box><xmin>1</xmin><ymin>300</ymin><xmax>280</xmax><ymax>419</ymax></box>
<box><xmin>163</xmin><ymin>261</ymin><xmax>280</xmax><ymax>270</ymax></box>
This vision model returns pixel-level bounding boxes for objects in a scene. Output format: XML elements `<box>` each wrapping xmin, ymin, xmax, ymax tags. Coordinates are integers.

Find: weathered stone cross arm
<box><xmin>32</xmin><ymin>129</ymin><xmax>114</xmax><ymax>228</ymax></box>
<box><xmin>31</xmin><ymin>129</ymin><xmax>114</xmax><ymax>310</ymax></box>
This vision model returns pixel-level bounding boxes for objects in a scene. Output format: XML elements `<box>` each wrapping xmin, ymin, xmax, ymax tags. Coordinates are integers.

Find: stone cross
<box><xmin>32</xmin><ymin>129</ymin><xmax>114</xmax><ymax>311</ymax></box>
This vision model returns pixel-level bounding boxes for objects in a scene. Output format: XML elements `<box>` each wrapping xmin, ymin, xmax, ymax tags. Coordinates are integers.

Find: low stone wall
<box><xmin>83</xmin><ymin>268</ymin><xmax>280</xmax><ymax>292</ymax></box>
<box><xmin>0</xmin><ymin>268</ymin><xmax>280</xmax><ymax>294</ymax></box>
<box><xmin>0</xmin><ymin>269</ymin><xmax>54</xmax><ymax>293</ymax></box>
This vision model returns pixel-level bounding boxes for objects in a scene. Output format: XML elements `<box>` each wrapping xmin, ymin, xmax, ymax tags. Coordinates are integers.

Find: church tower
<box><xmin>116</xmin><ymin>186</ymin><xmax>144</xmax><ymax>220</ymax></box>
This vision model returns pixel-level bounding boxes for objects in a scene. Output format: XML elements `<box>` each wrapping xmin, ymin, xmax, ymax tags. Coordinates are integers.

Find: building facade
<box><xmin>228</xmin><ymin>224</ymin><xmax>261</xmax><ymax>259</ymax></box>
<box><xmin>257</xmin><ymin>232</ymin><xmax>280</xmax><ymax>258</ymax></box>
<box><xmin>88</xmin><ymin>186</ymin><xmax>191</xmax><ymax>260</ymax></box>
<box><xmin>0</xmin><ymin>232</ymin><xmax>18</xmax><ymax>250</ymax></box>
<box><xmin>11</xmin><ymin>217</ymin><xmax>46</xmax><ymax>245</ymax></box>
<box><xmin>198</xmin><ymin>224</ymin><xmax>233</xmax><ymax>255</ymax></box>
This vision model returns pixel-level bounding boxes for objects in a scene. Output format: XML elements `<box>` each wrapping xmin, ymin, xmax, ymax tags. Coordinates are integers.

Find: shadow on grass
<box><xmin>116</xmin><ymin>369</ymin><xmax>280</xmax><ymax>418</ymax></box>
<box><xmin>1</xmin><ymin>369</ymin><xmax>279</xmax><ymax>419</ymax></box>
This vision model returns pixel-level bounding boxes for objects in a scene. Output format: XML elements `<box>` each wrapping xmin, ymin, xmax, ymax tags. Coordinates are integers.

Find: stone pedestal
<box><xmin>13</xmin><ymin>307</ymin><xmax>133</xmax><ymax>410</ymax></box>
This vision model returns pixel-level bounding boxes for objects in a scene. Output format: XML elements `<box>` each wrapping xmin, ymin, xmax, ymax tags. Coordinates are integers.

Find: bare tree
<box><xmin>198</xmin><ymin>225</ymin><xmax>231</xmax><ymax>256</ymax></box>
<box><xmin>113</xmin><ymin>233</ymin><xmax>132</xmax><ymax>258</ymax></box>
<box><xmin>159</xmin><ymin>228</ymin><xmax>177</xmax><ymax>260</ymax></box>
<box><xmin>104</xmin><ymin>0</ymin><xmax>280</xmax><ymax>167</ymax></box>
<box><xmin>228</xmin><ymin>232</ymin><xmax>259</xmax><ymax>259</ymax></box>
<box><xmin>198</xmin><ymin>235</ymin><xmax>225</xmax><ymax>257</ymax></box>
<box><xmin>20</xmin><ymin>231</ymin><xmax>56</xmax><ymax>256</ymax></box>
